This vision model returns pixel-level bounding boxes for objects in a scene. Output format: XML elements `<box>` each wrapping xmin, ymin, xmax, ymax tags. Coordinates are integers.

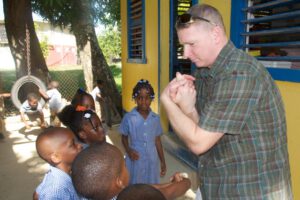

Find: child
<box><xmin>33</xmin><ymin>127</ymin><xmax>83</xmax><ymax>200</ymax></box>
<box><xmin>0</xmin><ymin>92</ymin><xmax>10</xmax><ymax>139</ymax></box>
<box><xmin>20</xmin><ymin>93</ymin><xmax>46</xmax><ymax>130</ymax></box>
<box><xmin>58</xmin><ymin>105</ymin><xmax>106</xmax><ymax>148</ymax></box>
<box><xmin>90</xmin><ymin>80</ymin><xmax>112</xmax><ymax>128</ymax></box>
<box><xmin>39</xmin><ymin>80</ymin><xmax>65</xmax><ymax>127</ymax></box>
<box><xmin>117</xmin><ymin>184</ymin><xmax>166</xmax><ymax>200</ymax></box>
<box><xmin>71</xmin><ymin>143</ymin><xmax>191</xmax><ymax>200</ymax></box>
<box><xmin>119</xmin><ymin>79</ymin><xmax>166</xmax><ymax>184</ymax></box>
<box><xmin>72</xmin><ymin>88</ymin><xmax>95</xmax><ymax>111</ymax></box>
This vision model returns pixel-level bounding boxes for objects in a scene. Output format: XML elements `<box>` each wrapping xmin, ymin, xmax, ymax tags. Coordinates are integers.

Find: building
<box><xmin>120</xmin><ymin>0</ymin><xmax>300</xmax><ymax>198</ymax></box>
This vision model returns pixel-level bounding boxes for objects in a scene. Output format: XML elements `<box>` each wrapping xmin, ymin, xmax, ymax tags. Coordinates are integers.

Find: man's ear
<box><xmin>212</xmin><ymin>26</ymin><xmax>222</xmax><ymax>44</ymax></box>
<box><xmin>50</xmin><ymin>152</ymin><xmax>61</xmax><ymax>165</ymax></box>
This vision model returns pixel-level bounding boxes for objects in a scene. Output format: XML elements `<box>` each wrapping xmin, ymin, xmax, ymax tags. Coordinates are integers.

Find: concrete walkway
<box><xmin>0</xmin><ymin>114</ymin><xmax>198</xmax><ymax>200</ymax></box>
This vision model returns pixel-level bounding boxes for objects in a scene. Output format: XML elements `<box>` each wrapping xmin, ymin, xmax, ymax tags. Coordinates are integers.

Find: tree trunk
<box><xmin>3</xmin><ymin>0</ymin><xmax>50</xmax><ymax>83</ymax></box>
<box><xmin>72</xmin><ymin>0</ymin><xmax>122</xmax><ymax>116</ymax></box>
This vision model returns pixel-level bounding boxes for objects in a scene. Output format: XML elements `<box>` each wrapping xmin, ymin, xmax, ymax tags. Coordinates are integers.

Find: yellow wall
<box><xmin>121</xmin><ymin>0</ymin><xmax>159</xmax><ymax>113</ymax></box>
<box><xmin>158</xmin><ymin>0</ymin><xmax>170</xmax><ymax>132</ymax></box>
<box><xmin>276</xmin><ymin>81</ymin><xmax>300</xmax><ymax>198</ymax></box>
<box><xmin>200</xmin><ymin>0</ymin><xmax>231</xmax><ymax>36</ymax></box>
<box><xmin>122</xmin><ymin>1</ymin><xmax>299</xmax><ymax>197</ymax></box>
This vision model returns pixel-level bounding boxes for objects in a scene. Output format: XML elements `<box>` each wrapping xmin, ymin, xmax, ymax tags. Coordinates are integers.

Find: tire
<box><xmin>11</xmin><ymin>75</ymin><xmax>47</xmax><ymax>110</ymax></box>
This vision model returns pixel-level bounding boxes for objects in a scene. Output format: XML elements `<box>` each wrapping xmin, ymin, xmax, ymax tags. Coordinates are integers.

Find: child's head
<box><xmin>132</xmin><ymin>79</ymin><xmax>155</xmax><ymax>111</ymax></box>
<box><xmin>48</xmin><ymin>81</ymin><xmax>59</xmax><ymax>89</ymax></box>
<box><xmin>27</xmin><ymin>93</ymin><xmax>40</xmax><ymax>109</ymax></box>
<box><xmin>96</xmin><ymin>79</ymin><xmax>104</xmax><ymax>89</ymax></box>
<box><xmin>117</xmin><ymin>184</ymin><xmax>167</xmax><ymax>200</ymax></box>
<box><xmin>36</xmin><ymin>127</ymin><xmax>82</xmax><ymax>171</ymax></box>
<box><xmin>58</xmin><ymin>105</ymin><xmax>106</xmax><ymax>144</ymax></box>
<box><xmin>72</xmin><ymin>143</ymin><xmax>129</xmax><ymax>200</ymax></box>
<box><xmin>71</xmin><ymin>88</ymin><xmax>95</xmax><ymax>111</ymax></box>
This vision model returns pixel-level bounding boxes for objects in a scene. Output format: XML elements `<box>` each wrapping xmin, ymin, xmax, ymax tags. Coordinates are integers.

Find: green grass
<box><xmin>0</xmin><ymin>64</ymin><xmax>122</xmax><ymax>114</ymax></box>
<box><xmin>0</xmin><ymin>64</ymin><xmax>122</xmax><ymax>94</ymax></box>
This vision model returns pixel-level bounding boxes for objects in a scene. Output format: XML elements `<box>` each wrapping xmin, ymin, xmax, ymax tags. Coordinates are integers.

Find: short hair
<box><xmin>177</xmin><ymin>4</ymin><xmax>225</xmax><ymax>32</ymax></box>
<box><xmin>50</xmin><ymin>81</ymin><xmax>59</xmax><ymax>88</ymax></box>
<box><xmin>36</xmin><ymin>127</ymin><xmax>71</xmax><ymax>165</ymax></box>
<box><xmin>27</xmin><ymin>93</ymin><xmax>39</xmax><ymax>101</ymax></box>
<box><xmin>71</xmin><ymin>143</ymin><xmax>123</xmax><ymax>200</ymax></box>
<box><xmin>132</xmin><ymin>79</ymin><xmax>155</xmax><ymax>100</ymax></box>
<box><xmin>117</xmin><ymin>184</ymin><xmax>167</xmax><ymax>200</ymax></box>
<box><xmin>58</xmin><ymin>105</ymin><xmax>98</xmax><ymax>143</ymax></box>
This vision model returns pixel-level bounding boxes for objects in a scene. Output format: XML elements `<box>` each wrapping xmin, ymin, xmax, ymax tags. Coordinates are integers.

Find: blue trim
<box><xmin>127</xmin><ymin>0</ymin><xmax>131</xmax><ymax>62</ymax></box>
<box><xmin>142</xmin><ymin>0</ymin><xmax>146</xmax><ymax>62</ymax></box>
<box><xmin>127</xmin><ymin>0</ymin><xmax>147</xmax><ymax>64</ymax></box>
<box><xmin>230</xmin><ymin>0</ymin><xmax>247</xmax><ymax>49</ymax></box>
<box><xmin>267</xmin><ymin>68</ymin><xmax>300</xmax><ymax>82</ymax></box>
<box><xmin>127</xmin><ymin>58</ymin><xmax>147</xmax><ymax>63</ymax></box>
<box><xmin>230</xmin><ymin>0</ymin><xmax>300</xmax><ymax>83</ymax></box>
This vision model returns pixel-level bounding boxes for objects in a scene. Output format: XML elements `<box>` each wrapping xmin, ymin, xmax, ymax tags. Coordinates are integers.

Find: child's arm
<box><xmin>155</xmin><ymin>135</ymin><xmax>166</xmax><ymax>176</ymax></box>
<box><xmin>121</xmin><ymin>135</ymin><xmax>139</xmax><ymax>160</ymax></box>
<box><xmin>38</xmin><ymin>88</ymin><xmax>50</xmax><ymax>100</ymax></box>
<box><xmin>152</xmin><ymin>173</ymin><xmax>191</xmax><ymax>200</ymax></box>
<box><xmin>20</xmin><ymin>111</ymin><xmax>31</xmax><ymax>130</ymax></box>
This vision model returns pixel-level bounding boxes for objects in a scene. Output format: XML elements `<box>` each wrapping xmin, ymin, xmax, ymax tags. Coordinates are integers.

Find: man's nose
<box><xmin>183</xmin><ymin>45</ymin><xmax>190</xmax><ymax>59</ymax></box>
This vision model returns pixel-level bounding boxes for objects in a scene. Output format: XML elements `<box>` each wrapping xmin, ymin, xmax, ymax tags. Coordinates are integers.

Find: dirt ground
<box><xmin>0</xmin><ymin>114</ymin><xmax>197</xmax><ymax>200</ymax></box>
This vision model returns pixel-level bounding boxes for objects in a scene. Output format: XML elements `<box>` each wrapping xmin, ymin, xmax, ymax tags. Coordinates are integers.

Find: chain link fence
<box><xmin>0</xmin><ymin>66</ymin><xmax>86</xmax><ymax>116</ymax></box>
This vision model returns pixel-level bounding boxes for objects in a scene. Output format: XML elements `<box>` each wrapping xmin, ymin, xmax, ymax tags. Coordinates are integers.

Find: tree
<box><xmin>32</xmin><ymin>0</ymin><xmax>122</xmax><ymax>115</ymax></box>
<box><xmin>3</xmin><ymin>0</ymin><xmax>50</xmax><ymax>83</ymax></box>
<box><xmin>98</xmin><ymin>26</ymin><xmax>121</xmax><ymax>63</ymax></box>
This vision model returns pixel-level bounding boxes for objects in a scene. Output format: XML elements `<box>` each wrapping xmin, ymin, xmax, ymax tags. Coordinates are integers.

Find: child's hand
<box><xmin>25</xmin><ymin>124</ymin><xmax>31</xmax><ymax>130</ymax></box>
<box><xmin>170</xmin><ymin>172</ymin><xmax>188</xmax><ymax>182</ymax></box>
<box><xmin>160</xmin><ymin>162</ymin><xmax>166</xmax><ymax>177</ymax></box>
<box><xmin>40</xmin><ymin>122</ymin><xmax>47</xmax><ymax>129</ymax></box>
<box><xmin>128</xmin><ymin>149</ymin><xmax>139</xmax><ymax>160</ymax></box>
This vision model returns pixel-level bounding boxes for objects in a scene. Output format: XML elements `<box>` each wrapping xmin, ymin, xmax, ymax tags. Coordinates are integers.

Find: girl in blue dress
<box><xmin>119</xmin><ymin>79</ymin><xmax>166</xmax><ymax>184</ymax></box>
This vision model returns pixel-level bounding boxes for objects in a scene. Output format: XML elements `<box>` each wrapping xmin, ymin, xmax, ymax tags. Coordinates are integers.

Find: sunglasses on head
<box><xmin>176</xmin><ymin>13</ymin><xmax>215</xmax><ymax>28</ymax></box>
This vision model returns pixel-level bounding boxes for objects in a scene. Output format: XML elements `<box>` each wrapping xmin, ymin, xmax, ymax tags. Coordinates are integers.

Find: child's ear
<box><xmin>50</xmin><ymin>152</ymin><xmax>61</xmax><ymax>165</ymax></box>
<box><xmin>78</xmin><ymin>130</ymin><xmax>87</xmax><ymax>140</ymax></box>
<box><xmin>116</xmin><ymin>176</ymin><xmax>126</xmax><ymax>189</ymax></box>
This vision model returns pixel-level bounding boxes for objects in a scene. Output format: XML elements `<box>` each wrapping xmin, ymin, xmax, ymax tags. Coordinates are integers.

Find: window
<box><xmin>127</xmin><ymin>0</ymin><xmax>146</xmax><ymax>63</ymax></box>
<box><xmin>231</xmin><ymin>0</ymin><xmax>300</xmax><ymax>82</ymax></box>
<box><xmin>170</xmin><ymin>0</ymin><xmax>196</xmax><ymax>79</ymax></box>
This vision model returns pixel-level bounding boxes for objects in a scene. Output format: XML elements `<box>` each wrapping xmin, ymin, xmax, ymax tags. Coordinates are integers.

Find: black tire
<box><xmin>11</xmin><ymin>75</ymin><xmax>47</xmax><ymax>109</ymax></box>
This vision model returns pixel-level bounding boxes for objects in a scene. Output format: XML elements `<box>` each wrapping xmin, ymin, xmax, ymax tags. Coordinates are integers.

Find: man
<box><xmin>161</xmin><ymin>4</ymin><xmax>293</xmax><ymax>199</ymax></box>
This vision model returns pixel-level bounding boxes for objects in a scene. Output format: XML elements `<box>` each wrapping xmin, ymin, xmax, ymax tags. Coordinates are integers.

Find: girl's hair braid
<box><xmin>132</xmin><ymin>79</ymin><xmax>155</xmax><ymax>100</ymax></box>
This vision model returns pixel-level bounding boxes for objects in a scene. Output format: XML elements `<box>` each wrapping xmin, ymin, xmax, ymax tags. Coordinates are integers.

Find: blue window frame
<box><xmin>231</xmin><ymin>0</ymin><xmax>300</xmax><ymax>82</ymax></box>
<box><xmin>127</xmin><ymin>0</ymin><xmax>146</xmax><ymax>63</ymax></box>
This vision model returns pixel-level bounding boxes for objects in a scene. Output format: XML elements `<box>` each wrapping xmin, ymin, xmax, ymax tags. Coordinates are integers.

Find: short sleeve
<box><xmin>200</xmin><ymin>72</ymin><xmax>263</xmax><ymax>134</ymax></box>
<box><xmin>154</xmin><ymin>116</ymin><xmax>163</xmax><ymax>136</ymax></box>
<box><xmin>20</xmin><ymin>101</ymin><xmax>27</xmax><ymax>112</ymax></box>
<box><xmin>119</xmin><ymin>114</ymin><xmax>130</xmax><ymax>136</ymax></box>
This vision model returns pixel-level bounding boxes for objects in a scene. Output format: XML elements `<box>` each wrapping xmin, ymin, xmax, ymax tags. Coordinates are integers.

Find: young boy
<box><xmin>72</xmin><ymin>143</ymin><xmax>191</xmax><ymax>200</ymax></box>
<box><xmin>117</xmin><ymin>184</ymin><xmax>167</xmax><ymax>200</ymax></box>
<box><xmin>20</xmin><ymin>93</ymin><xmax>46</xmax><ymax>130</ymax></box>
<box><xmin>39</xmin><ymin>81</ymin><xmax>65</xmax><ymax>127</ymax></box>
<box><xmin>33</xmin><ymin>127</ymin><xmax>83</xmax><ymax>200</ymax></box>
<box><xmin>90</xmin><ymin>80</ymin><xmax>112</xmax><ymax>128</ymax></box>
